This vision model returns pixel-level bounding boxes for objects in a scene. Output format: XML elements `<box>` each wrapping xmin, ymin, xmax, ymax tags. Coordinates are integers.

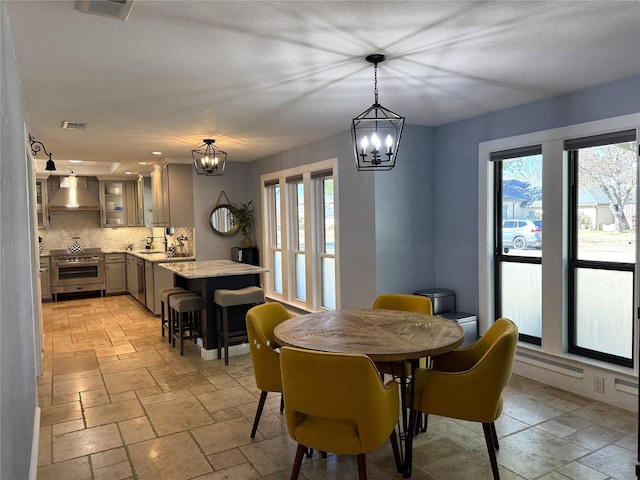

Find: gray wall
<box><xmin>192</xmin><ymin>161</ymin><xmax>252</xmax><ymax>260</ymax></box>
<box><xmin>1</xmin><ymin>4</ymin><xmax>39</xmax><ymax>478</ymax></box>
<box><xmin>433</xmin><ymin>75</ymin><xmax>640</xmax><ymax>315</ymax></box>
<box><xmin>375</xmin><ymin>124</ymin><xmax>435</xmax><ymax>294</ymax></box>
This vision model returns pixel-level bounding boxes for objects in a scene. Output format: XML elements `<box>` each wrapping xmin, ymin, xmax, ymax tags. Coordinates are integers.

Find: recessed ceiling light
<box><xmin>68</xmin><ymin>159</ymin><xmax>83</xmax><ymax>164</ymax></box>
<box><xmin>61</xmin><ymin>121</ymin><xmax>87</xmax><ymax>130</ymax></box>
<box><xmin>124</xmin><ymin>171</ymin><xmax>133</xmax><ymax>175</ymax></box>
<box><xmin>138</xmin><ymin>162</ymin><xmax>148</xmax><ymax>165</ymax></box>
<box><xmin>151</xmin><ymin>151</ymin><xmax>162</xmax><ymax>155</ymax></box>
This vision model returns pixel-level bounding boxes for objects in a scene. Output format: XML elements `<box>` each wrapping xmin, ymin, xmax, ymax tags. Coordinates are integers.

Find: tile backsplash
<box><xmin>38</xmin><ymin>210</ymin><xmax>195</xmax><ymax>255</ymax></box>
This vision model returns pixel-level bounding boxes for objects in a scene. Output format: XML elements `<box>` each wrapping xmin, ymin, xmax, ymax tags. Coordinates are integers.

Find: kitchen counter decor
<box><xmin>67</xmin><ymin>237</ymin><xmax>83</xmax><ymax>254</ymax></box>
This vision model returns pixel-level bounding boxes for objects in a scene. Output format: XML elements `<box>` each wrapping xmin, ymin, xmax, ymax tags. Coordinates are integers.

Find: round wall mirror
<box><xmin>210</xmin><ymin>204</ymin><xmax>239</xmax><ymax>236</ymax></box>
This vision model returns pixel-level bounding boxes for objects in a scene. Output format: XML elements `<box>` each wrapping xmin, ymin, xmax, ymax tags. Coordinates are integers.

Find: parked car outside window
<box><xmin>503</xmin><ymin>219</ymin><xmax>542</xmax><ymax>250</ymax></box>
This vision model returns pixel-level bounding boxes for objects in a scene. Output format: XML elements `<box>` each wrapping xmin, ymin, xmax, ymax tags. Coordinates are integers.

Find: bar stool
<box><xmin>160</xmin><ymin>287</ymin><xmax>188</xmax><ymax>342</ymax></box>
<box><xmin>214</xmin><ymin>286</ymin><xmax>265</xmax><ymax>365</ymax></box>
<box><xmin>169</xmin><ymin>292</ymin><xmax>205</xmax><ymax>355</ymax></box>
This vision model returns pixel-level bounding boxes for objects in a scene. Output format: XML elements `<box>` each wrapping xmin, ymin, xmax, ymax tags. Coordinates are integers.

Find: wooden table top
<box><xmin>274</xmin><ymin>309</ymin><xmax>465</xmax><ymax>362</ymax></box>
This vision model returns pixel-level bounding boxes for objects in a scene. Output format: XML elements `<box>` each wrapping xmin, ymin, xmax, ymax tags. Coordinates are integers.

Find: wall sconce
<box><xmin>29</xmin><ymin>134</ymin><xmax>56</xmax><ymax>171</ymax></box>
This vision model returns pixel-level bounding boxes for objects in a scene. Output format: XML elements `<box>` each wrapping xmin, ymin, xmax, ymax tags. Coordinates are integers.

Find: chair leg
<box><xmin>390</xmin><ymin>428</ymin><xmax>402</xmax><ymax>473</ymax></box>
<box><xmin>482</xmin><ymin>422</ymin><xmax>500</xmax><ymax>480</ymax></box>
<box><xmin>223</xmin><ymin>307</ymin><xmax>230</xmax><ymax>365</ymax></box>
<box><xmin>491</xmin><ymin>421</ymin><xmax>499</xmax><ymax>449</ymax></box>
<box><xmin>179</xmin><ymin>312</ymin><xmax>185</xmax><ymax>355</ymax></box>
<box><xmin>161</xmin><ymin>301</ymin><xmax>166</xmax><ymax>337</ymax></box>
<box><xmin>216</xmin><ymin>304</ymin><xmax>222</xmax><ymax>360</ymax></box>
<box><xmin>291</xmin><ymin>443</ymin><xmax>306</xmax><ymax>480</ymax></box>
<box><xmin>251</xmin><ymin>391</ymin><xmax>268</xmax><ymax>438</ymax></box>
<box><xmin>356</xmin><ymin>454</ymin><xmax>367</xmax><ymax>480</ymax></box>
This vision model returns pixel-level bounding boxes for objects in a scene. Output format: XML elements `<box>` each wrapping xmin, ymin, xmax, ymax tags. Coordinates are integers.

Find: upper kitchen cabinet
<box><xmin>151</xmin><ymin>163</ymin><xmax>194</xmax><ymax>227</ymax></box>
<box><xmin>36</xmin><ymin>177</ymin><xmax>48</xmax><ymax>229</ymax></box>
<box><xmin>99</xmin><ymin>179</ymin><xmax>143</xmax><ymax>228</ymax></box>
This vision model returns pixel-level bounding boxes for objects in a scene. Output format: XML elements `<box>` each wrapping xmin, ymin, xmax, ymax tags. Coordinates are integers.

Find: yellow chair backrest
<box><xmin>280</xmin><ymin>346</ymin><xmax>399</xmax><ymax>455</ymax></box>
<box><xmin>418</xmin><ymin>318</ymin><xmax>518</xmax><ymax>423</ymax></box>
<box><xmin>372</xmin><ymin>293</ymin><xmax>432</xmax><ymax>315</ymax></box>
<box><xmin>246</xmin><ymin>303</ymin><xmax>292</xmax><ymax>393</ymax></box>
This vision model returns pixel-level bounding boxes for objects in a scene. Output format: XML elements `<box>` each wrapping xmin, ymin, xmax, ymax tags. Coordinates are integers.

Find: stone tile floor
<box><xmin>37</xmin><ymin>294</ymin><xmax>638</xmax><ymax>479</ymax></box>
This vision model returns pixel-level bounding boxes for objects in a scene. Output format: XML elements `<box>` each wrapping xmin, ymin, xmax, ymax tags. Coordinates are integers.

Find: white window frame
<box><xmin>261</xmin><ymin>158</ymin><xmax>339</xmax><ymax>312</ymax></box>
<box><xmin>478</xmin><ymin>113</ymin><xmax>640</xmax><ymax>375</ymax></box>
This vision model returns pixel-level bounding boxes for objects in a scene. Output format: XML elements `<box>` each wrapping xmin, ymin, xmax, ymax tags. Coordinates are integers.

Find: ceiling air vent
<box><xmin>61</xmin><ymin>121</ymin><xmax>87</xmax><ymax>130</ymax></box>
<box><xmin>74</xmin><ymin>0</ymin><xmax>134</xmax><ymax>22</ymax></box>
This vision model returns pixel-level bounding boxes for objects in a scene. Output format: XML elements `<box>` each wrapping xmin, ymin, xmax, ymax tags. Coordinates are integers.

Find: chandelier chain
<box><xmin>373</xmin><ymin>63</ymin><xmax>379</xmax><ymax>104</ymax></box>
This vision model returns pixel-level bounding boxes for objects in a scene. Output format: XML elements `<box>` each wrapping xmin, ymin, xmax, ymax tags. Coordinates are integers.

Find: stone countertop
<box><xmin>159</xmin><ymin>259</ymin><xmax>269</xmax><ymax>279</ymax></box>
<box><xmin>126</xmin><ymin>251</ymin><xmax>196</xmax><ymax>263</ymax></box>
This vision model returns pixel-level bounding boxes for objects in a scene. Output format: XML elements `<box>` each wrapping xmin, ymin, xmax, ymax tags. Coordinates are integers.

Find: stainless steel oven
<box><xmin>50</xmin><ymin>248</ymin><xmax>105</xmax><ymax>301</ymax></box>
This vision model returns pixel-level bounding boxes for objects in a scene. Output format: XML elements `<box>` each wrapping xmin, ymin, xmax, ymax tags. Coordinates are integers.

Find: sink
<box><xmin>136</xmin><ymin>251</ymin><xmax>160</xmax><ymax>255</ymax></box>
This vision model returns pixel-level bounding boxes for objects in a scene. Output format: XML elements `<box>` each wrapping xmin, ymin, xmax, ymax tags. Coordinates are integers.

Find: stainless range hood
<box><xmin>48</xmin><ymin>176</ymin><xmax>100</xmax><ymax>211</ymax></box>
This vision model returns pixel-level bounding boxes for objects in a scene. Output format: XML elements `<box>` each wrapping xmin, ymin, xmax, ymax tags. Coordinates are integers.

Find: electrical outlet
<box><xmin>593</xmin><ymin>375</ymin><xmax>605</xmax><ymax>394</ymax></box>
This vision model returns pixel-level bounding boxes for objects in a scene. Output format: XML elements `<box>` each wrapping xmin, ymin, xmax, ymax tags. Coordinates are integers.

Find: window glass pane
<box><xmin>576</xmin><ymin>141</ymin><xmax>636</xmax><ymax>262</ymax></box>
<box><xmin>273</xmin><ymin>250</ymin><xmax>282</xmax><ymax>294</ymax></box>
<box><xmin>296</xmin><ymin>183</ymin><xmax>305</xmax><ymax>250</ymax></box>
<box><xmin>575</xmin><ymin>268</ymin><xmax>633</xmax><ymax>359</ymax></box>
<box><xmin>321</xmin><ymin>257</ymin><xmax>336</xmax><ymax>309</ymax></box>
<box><xmin>500</xmin><ymin>262</ymin><xmax>541</xmax><ymax>338</ymax></box>
<box><xmin>295</xmin><ymin>253</ymin><xmax>306</xmax><ymax>301</ymax></box>
<box><xmin>323</xmin><ymin>178</ymin><xmax>335</xmax><ymax>254</ymax></box>
<box><xmin>274</xmin><ymin>186</ymin><xmax>281</xmax><ymax>248</ymax></box>
<box><xmin>500</xmin><ymin>155</ymin><xmax>543</xmax><ymax>256</ymax></box>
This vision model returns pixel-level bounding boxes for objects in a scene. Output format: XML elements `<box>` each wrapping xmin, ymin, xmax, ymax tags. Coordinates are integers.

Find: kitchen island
<box><xmin>159</xmin><ymin>260</ymin><xmax>269</xmax><ymax>360</ymax></box>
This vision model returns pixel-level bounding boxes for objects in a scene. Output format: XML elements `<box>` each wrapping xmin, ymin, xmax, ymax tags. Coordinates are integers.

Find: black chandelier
<box><xmin>351</xmin><ymin>54</ymin><xmax>404</xmax><ymax>171</ymax></box>
<box><xmin>29</xmin><ymin>133</ymin><xmax>56</xmax><ymax>171</ymax></box>
<box><xmin>191</xmin><ymin>139</ymin><xmax>227</xmax><ymax>176</ymax></box>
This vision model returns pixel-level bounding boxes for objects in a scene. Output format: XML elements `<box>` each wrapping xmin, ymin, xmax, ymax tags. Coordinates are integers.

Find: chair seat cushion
<box><xmin>160</xmin><ymin>287</ymin><xmax>188</xmax><ymax>302</ymax></box>
<box><xmin>214</xmin><ymin>286</ymin><xmax>265</xmax><ymax>307</ymax></box>
<box><xmin>169</xmin><ymin>293</ymin><xmax>204</xmax><ymax>312</ymax></box>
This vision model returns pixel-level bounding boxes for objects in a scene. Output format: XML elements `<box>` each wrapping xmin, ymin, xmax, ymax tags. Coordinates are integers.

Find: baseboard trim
<box><xmin>29</xmin><ymin>406</ymin><xmax>41</xmax><ymax>480</ymax></box>
<box><xmin>200</xmin><ymin>342</ymin><xmax>250</xmax><ymax>361</ymax></box>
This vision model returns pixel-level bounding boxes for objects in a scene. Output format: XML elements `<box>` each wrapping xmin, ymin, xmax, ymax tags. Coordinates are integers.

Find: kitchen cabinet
<box><xmin>105</xmin><ymin>253</ymin><xmax>126</xmax><ymax>295</ymax></box>
<box><xmin>151</xmin><ymin>163</ymin><xmax>194</xmax><ymax>227</ymax></box>
<box><xmin>126</xmin><ymin>254</ymin><xmax>139</xmax><ymax>299</ymax></box>
<box><xmin>99</xmin><ymin>179</ymin><xmax>143</xmax><ymax>228</ymax></box>
<box><xmin>40</xmin><ymin>256</ymin><xmax>51</xmax><ymax>301</ymax></box>
<box><xmin>141</xmin><ymin>257</ymin><xmax>194</xmax><ymax>315</ymax></box>
<box><xmin>144</xmin><ymin>260</ymin><xmax>154</xmax><ymax>311</ymax></box>
<box><xmin>36</xmin><ymin>178</ymin><xmax>48</xmax><ymax>229</ymax></box>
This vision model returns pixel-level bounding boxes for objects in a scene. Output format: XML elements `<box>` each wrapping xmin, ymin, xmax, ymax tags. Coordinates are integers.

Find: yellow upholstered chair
<box><xmin>372</xmin><ymin>293</ymin><xmax>433</xmax><ymax>374</ymax></box>
<box><xmin>280</xmin><ymin>346</ymin><xmax>402</xmax><ymax>480</ymax></box>
<box><xmin>245</xmin><ymin>302</ymin><xmax>292</xmax><ymax>438</ymax></box>
<box><xmin>410</xmin><ymin>318</ymin><xmax>518</xmax><ymax>480</ymax></box>
<box><xmin>372</xmin><ymin>293</ymin><xmax>433</xmax><ymax>428</ymax></box>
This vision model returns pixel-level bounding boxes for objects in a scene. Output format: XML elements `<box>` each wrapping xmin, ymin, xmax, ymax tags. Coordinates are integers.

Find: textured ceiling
<box><xmin>6</xmin><ymin>0</ymin><xmax>640</xmax><ymax>176</ymax></box>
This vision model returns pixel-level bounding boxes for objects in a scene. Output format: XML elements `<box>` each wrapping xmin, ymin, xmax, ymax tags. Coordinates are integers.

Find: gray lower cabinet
<box><xmin>145</xmin><ymin>258</ymin><xmax>194</xmax><ymax>315</ymax></box>
<box><xmin>105</xmin><ymin>253</ymin><xmax>126</xmax><ymax>294</ymax></box>
<box><xmin>40</xmin><ymin>256</ymin><xmax>51</xmax><ymax>301</ymax></box>
<box><xmin>145</xmin><ymin>260</ymin><xmax>154</xmax><ymax>311</ymax></box>
<box><xmin>126</xmin><ymin>254</ymin><xmax>138</xmax><ymax>298</ymax></box>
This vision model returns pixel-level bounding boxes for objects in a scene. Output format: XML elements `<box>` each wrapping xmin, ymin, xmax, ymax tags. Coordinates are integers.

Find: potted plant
<box><xmin>235</xmin><ymin>201</ymin><xmax>255</xmax><ymax>247</ymax></box>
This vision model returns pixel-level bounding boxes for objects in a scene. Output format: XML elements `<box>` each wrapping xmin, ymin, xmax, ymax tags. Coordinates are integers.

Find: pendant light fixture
<box><xmin>191</xmin><ymin>139</ymin><xmax>227</xmax><ymax>176</ymax></box>
<box><xmin>29</xmin><ymin>133</ymin><xmax>56</xmax><ymax>171</ymax></box>
<box><xmin>351</xmin><ymin>54</ymin><xmax>404</xmax><ymax>171</ymax></box>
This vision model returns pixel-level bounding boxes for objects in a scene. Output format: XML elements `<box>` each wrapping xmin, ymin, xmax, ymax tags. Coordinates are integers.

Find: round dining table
<box><xmin>274</xmin><ymin>308</ymin><xmax>465</xmax><ymax>478</ymax></box>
